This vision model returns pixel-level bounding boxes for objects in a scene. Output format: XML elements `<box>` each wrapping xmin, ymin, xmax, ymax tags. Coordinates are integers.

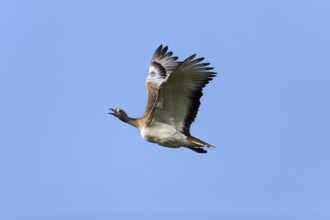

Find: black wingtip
<box><xmin>196</xmin><ymin>57</ymin><xmax>205</xmax><ymax>62</ymax></box>
<box><xmin>184</xmin><ymin>54</ymin><xmax>197</xmax><ymax>63</ymax></box>
<box><xmin>162</xmin><ymin>46</ymin><xmax>168</xmax><ymax>54</ymax></box>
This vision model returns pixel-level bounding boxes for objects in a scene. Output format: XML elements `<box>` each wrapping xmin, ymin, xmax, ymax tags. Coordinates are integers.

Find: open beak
<box><xmin>108</xmin><ymin>108</ymin><xmax>116</xmax><ymax>116</ymax></box>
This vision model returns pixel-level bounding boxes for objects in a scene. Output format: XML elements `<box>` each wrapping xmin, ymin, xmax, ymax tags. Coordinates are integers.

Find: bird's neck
<box><xmin>122</xmin><ymin>116</ymin><xmax>139</xmax><ymax>128</ymax></box>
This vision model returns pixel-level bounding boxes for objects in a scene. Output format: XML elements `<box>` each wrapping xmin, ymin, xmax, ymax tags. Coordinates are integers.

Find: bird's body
<box><xmin>110</xmin><ymin>45</ymin><xmax>217</xmax><ymax>153</ymax></box>
<box><xmin>140</xmin><ymin>122</ymin><xmax>194</xmax><ymax>148</ymax></box>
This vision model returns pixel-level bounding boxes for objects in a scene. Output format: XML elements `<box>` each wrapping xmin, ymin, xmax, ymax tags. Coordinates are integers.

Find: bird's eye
<box><xmin>118</xmin><ymin>109</ymin><xmax>122</xmax><ymax>113</ymax></box>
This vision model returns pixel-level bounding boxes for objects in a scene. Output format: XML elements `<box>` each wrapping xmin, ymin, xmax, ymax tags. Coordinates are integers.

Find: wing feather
<box><xmin>143</xmin><ymin>45</ymin><xmax>179</xmax><ymax>116</ymax></box>
<box><xmin>151</xmin><ymin>51</ymin><xmax>216</xmax><ymax>135</ymax></box>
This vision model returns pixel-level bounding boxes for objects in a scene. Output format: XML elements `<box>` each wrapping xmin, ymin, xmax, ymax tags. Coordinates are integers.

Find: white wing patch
<box><xmin>147</xmin><ymin>64</ymin><xmax>167</xmax><ymax>85</ymax></box>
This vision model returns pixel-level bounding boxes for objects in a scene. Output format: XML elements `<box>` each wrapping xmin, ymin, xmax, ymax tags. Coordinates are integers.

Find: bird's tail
<box><xmin>187</xmin><ymin>136</ymin><xmax>215</xmax><ymax>148</ymax></box>
<box><xmin>186</xmin><ymin>146</ymin><xmax>207</xmax><ymax>153</ymax></box>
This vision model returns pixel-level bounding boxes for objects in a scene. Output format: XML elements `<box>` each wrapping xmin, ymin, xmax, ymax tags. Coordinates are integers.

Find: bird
<box><xmin>109</xmin><ymin>45</ymin><xmax>217</xmax><ymax>153</ymax></box>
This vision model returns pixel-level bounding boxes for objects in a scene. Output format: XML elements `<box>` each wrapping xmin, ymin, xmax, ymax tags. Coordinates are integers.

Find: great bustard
<box><xmin>109</xmin><ymin>45</ymin><xmax>217</xmax><ymax>153</ymax></box>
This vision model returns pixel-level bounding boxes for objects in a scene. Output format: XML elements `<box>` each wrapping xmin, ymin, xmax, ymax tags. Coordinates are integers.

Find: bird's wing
<box><xmin>147</xmin><ymin>46</ymin><xmax>216</xmax><ymax>135</ymax></box>
<box><xmin>143</xmin><ymin>45</ymin><xmax>179</xmax><ymax>116</ymax></box>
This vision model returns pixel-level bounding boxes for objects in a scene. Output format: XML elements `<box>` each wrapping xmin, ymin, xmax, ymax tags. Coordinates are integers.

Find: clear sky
<box><xmin>1</xmin><ymin>0</ymin><xmax>329</xmax><ymax>219</ymax></box>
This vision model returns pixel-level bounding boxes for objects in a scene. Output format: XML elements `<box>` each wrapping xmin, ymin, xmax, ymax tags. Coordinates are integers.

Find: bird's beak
<box><xmin>108</xmin><ymin>108</ymin><xmax>116</xmax><ymax>116</ymax></box>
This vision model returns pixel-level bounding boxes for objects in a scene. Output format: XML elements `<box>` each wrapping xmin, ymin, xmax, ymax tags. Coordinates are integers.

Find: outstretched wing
<box><xmin>143</xmin><ymin>45</ymin><xmax>179</xmax><ymax>116</ymax></box>
<box><xmin>151</xmin><ymin>51</ymin><xmax>216</xmax><ymax>136</ymax></box>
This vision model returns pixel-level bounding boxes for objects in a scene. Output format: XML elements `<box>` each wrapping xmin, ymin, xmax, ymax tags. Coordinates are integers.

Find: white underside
<box><xmin>140</xmin><ymin>121</ymin><xmax>197</xmax><ymax>148</ymax></box>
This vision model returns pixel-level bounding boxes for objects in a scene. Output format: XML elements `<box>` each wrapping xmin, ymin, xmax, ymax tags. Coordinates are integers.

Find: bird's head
<box><xmin>109</xmin><ymin>108</ymin><xmax>129</xmax><ymax>122</ymax></box>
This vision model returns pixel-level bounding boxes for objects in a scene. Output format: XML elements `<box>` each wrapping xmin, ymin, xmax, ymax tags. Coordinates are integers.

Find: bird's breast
<box><xmin>140</xmin><ymin>122</ymin><xmax>183</xmax><ymax>148</ymax></box>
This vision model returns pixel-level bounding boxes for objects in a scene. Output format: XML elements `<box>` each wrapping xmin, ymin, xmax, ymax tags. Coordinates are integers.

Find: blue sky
<box><xmin>1</xmin><ymin>0</ymin><xmax>329</xmax><ymax>219</ymax></box>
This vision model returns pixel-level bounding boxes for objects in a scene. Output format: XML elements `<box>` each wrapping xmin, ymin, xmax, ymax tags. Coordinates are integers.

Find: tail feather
<box><xmin>187</xmin><ymin>136</ymin><xmax>215</xmax><ymax>148</ymax></box>
<box><xmin>186</xmin><ymin>147</ymin><xmax>207</xmax><ymax>153</ymax></box>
